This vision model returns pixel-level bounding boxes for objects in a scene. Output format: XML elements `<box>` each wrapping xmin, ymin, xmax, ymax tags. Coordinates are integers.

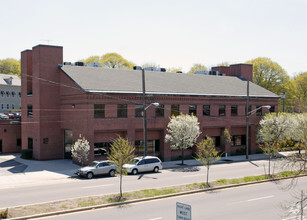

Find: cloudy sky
<box><xmin>1</xmin><ymin>0</ymin><xmax>306</xmax><ymax>76</ymax></box>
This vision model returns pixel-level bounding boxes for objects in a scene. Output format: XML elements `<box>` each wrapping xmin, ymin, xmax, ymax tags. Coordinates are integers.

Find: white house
<box><xmin>0</xmin><ymin>73</ymin><xmax>21</xmax><ymax>113</ymax></box>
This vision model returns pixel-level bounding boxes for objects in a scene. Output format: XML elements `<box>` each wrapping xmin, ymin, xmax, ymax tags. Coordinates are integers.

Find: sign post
<box><xmin>176</xmin><ymin>202</ymin><xmax>191</xmax><ymax>220</ymax></box>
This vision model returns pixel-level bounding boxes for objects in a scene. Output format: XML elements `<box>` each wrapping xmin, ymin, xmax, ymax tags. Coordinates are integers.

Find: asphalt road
<box><xmin>46</xmin><ymin>177</ymin><xmax>307</xmax><ymax>220</ymax></box>
<box><xmin>0</xmin><ymin>160</ymin><xmax>278</xmax><ymax>208</ymax></box>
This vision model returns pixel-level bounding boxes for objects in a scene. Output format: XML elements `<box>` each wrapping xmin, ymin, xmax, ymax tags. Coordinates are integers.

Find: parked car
<box><xmin>76</xmin><ymin>160</ymin><xmax>116</xmax><ymax>179</ymax></box>
<box><xmin>0</xmin><ymin>113</ymin><xmax>9</xmax><ymax>120</ymax></box>
<box><xmin>123</xmin><ymin>156</ymin><xmax>162</xmax><ymax>175</ymax></box>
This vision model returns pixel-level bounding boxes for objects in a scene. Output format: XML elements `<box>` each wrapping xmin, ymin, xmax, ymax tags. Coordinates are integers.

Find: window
<box><xmin>117</xmin><ymin>104</ymin><xmax>127</xmax><ymax>118</ymax></box>
<box><xmin>189</xmin><ymin>105</ymin><xmax>197</xmax><ymax>116</ymax></box>
<box><xmin>1</xmin><ymin>104</ymin><xmax>3</xmax><ymax>109</ymax></box>
<box><xmin>7</xmin><ymin>104</ymin><xmax>9</xmax><ymax>109</ymax></box>
<box><xmin>94</xmin><ymin>104</ymin><xmax>105</xmax><ymax>118</ymax></box>
<box><xmin>231</xmin><ymin>105</ymin><xmax>238</xmax><ymax>116</ymax></box>
<box><xmin>135</xmin><ymin>140</ymin><xmax>160</xmax><ymax>154</ymax></box>
<box><xmin>203</xmin><ymin>105</ymin><xmax>210</xmax><ymax>116</ymax></box>
<box><xmin>11</xmin><ymin>91</ymin><xmax>16</xmax><ymax>97</ymax></box>
<box><xmin>231</xmin><ymin>135</ymin><xmax>246</xmax><ymax>146</ymax></box>
<box><xmin>27</xmin><ymin>104</ymin><xmax>33</xmax><ymax>118</ymax></box>
<box><xmin>94</xmin><ymin>142</ymin><xmax>111</xmax><ymax>157</ymax></box>
<box><xmin>246</xmin><ymin>105</ymin><xmax>252</xmax><ymax>115</ymax></box>
<box><xmin>28</xmin><ymin>137</ymin><xmax>33</xmax><ymax>149</ymax></box>
<box><xmin>17</xmin><ymin>138</ymin><xmax>21</xmax><ymax>147</ymax></box>
<box><xmin>0</xmin><ymin>91</ymin><xmax>4</xmax><ymax>97</ymax></box>
<box><xmin>155</xmin><ymin>104</ymin><xmax>164</xmax><ymax>117</ymax></box>
<box><xmin>211</xmin><ymin>136</ymin><xmax>221</xmax><ymax>147</ymax></box>
<box><xmin>219</xmin><ymin>105</ymin><xmax>226</xmax><ymax>116</ymax></box>
<box><xmin>256</xmin><ymin>105</ymin><xmax>262</xmax><ymax>116</ymax></box>
<box><xmin>171</xmin><ymin>104</ymin><xmax>180</xmax><ymax>116</ymax></box>
<box><xmin>6</xmin><ymin>91</ymin><xmax>10</xmax><ymax>97</ymax></box>
<box><xmin>135</xmin><ymin>104</ymin><xmax>143</xmax><ymax>117</ymax></box>
<box><xmin>19</xmin><ymin>92</ymin><xmax>21</xmax><ymax>97</ymax></box>
<box><xmin>12</xmin><ymin>104</ymin><xmax>15</xmax><ymax>109</ymax></box>
<box><xmin>270</xmin><ymin>105</ymin><xmax>275</xmax><ymax>113</ymax></box>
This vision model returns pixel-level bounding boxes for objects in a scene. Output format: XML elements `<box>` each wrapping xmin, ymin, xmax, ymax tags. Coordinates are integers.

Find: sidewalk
<box><xmin>0</xmin><ymin>152</ymin><xmax>287</xmax><ymax>189</ymax></box>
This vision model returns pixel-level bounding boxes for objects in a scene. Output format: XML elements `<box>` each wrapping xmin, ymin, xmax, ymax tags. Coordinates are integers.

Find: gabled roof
<box><xmin>61</xmin><ymin>66</ymin><xmax>279</xmax><ymax>98</ymax></box>
<box><xmin>0</xmin><ymin>74</ymin><xmax>21</xmax><ymax>86</ymax></box>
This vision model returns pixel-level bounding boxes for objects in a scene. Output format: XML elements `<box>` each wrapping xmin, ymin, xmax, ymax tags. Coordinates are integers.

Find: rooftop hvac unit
<box><xmin>87</xmin><ymin>62</ymin><xmax>100</xmax><ymax>67</ymax></box>
<box><xmin>144</xmin><ymin>67</ymin><xmax>159</xmax><ymax>71</ymax></box>
<box><xmin>75</xmin><ymin>62</ymin><xmax>84</xmax><ymax>66</ymax></box>
<box><xmin>160</xmin><ymin>68</ymin><xmax>166</xmax><ymax>72</ymax></box>
<box><xmin>133</xmin><ymin>66</ymin><xmax>142</xmax><ymax>70</ymax></box>
<box><xmin>63</xmin><ymin>62</ymin><xmax>72</xmax><ymax>65</ymax></box>
<box><xmin>195</xmin><ymin>71</ymin><xmax>209</xmax><ymax>75</ymax></box>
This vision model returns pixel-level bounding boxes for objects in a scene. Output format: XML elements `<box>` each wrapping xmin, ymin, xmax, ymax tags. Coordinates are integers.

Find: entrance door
<box><xmin>0</xmin><ymin>139</ymin><xmax>2</xmax><ymax>153</ymax></box>
<box><xmin>64</xmin><ymin>130</ymin><xmax>72</xmax><ymax>159</ymax></box>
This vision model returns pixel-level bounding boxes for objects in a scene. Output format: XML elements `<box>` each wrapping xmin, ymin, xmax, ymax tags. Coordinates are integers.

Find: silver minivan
<box><xmin>123</xmin><ymin>156</ymin><xmax>162</xmax><ymax>175</ymax></box>
<box><xmin>76</xmin><ymin>160</ymin><xmax>116</xmax><ymax>179</ymax></box>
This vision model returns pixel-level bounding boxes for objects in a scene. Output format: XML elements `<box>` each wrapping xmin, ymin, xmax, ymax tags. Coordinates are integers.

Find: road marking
<box><xmin>148</xmin><ymin>217</ymin><xmax>162</xmax><ymax>220</ymax></box>
<box><xmin>82</xmin><ymin>184</ymin><xmax>113</xmax><ymax>189</ymax></box>
<box><xmin>247</xmin><ymin>195</ymin><xmax>274</xmax><ymax>202</ymax></box>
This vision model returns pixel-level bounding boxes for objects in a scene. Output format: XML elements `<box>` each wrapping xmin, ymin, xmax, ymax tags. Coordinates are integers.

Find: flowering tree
<box><xmin>108</xmin><ymin>136</ymin><xmax>135</xmax><ymax>199</ymax></box>
<box><xmin>258</xmin><ymin>113</ymin><xmax>292</xmax><ymax>177</ymax></box>
<box><xmin>71</xmin><ymin>134</ymin><xmax>90</xmax><ymax>166</ymax></box>
<box><xmin>196</xmin><ymin>136</ymin><xmax>221</xmax><ymax>186</ymax></box>
<box><xmin>165</xmin><ymin>114</ymin><xmax>201</xmax><ymax>165</ymax></box>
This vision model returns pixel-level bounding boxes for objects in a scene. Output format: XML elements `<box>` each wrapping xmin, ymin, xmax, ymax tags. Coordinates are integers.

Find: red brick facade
<box><xmin>20</xmin><ymin>45</ymin><xmax>278</xmax><ymax>162</ymax></box>
<box><xmin>0</xmin><ymin>121</ymin><xmax>21</xmax><ymax>153</ymax></box>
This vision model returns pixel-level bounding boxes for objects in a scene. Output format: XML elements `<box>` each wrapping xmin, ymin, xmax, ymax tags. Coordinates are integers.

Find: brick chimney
<box><xmin>211</xmin><ymin>63</ymin><xmax>253</xmax><ymax>82</ymax></box>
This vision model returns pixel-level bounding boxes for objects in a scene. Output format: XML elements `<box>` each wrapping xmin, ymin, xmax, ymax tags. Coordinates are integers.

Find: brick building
<box><xmin>20</xmin><ymin>45</ymin><xmax>279</xmax><ymax>161</ymax></box>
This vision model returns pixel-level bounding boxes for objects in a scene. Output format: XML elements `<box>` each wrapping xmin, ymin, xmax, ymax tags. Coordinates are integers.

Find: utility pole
<box><xmin>246</xmin><ymin>79</ymin><xmax>249</xmax><ymax>160</ymax></box>
<box><xmin>142</xmin><ymin>68</ymin><xmax>147</xmax><ymax>157</ymax></box>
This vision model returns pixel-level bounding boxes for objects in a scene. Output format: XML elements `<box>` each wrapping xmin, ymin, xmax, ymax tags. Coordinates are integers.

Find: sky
<box><xmin>1</xmin><ymin>0</ymin><xmax>306</xmax><ymax>76</ymax></box>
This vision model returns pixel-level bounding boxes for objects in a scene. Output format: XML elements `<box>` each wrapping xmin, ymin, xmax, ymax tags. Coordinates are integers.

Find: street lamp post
<box><xmin>245</xmin><ymin>105</ymin><xmax>271</xmax><ymax>159</ymax></box>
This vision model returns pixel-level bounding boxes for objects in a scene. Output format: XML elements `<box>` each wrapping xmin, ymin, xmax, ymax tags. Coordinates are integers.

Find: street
<box><xmin>45</xmin><ymin>177</ymin><xmax>307</xmax><ymax>220</ymax></box>
<box><xmin>0</xmin><ymin>159</ymin><xmax>279</xmax><ymax>208</ymax></box>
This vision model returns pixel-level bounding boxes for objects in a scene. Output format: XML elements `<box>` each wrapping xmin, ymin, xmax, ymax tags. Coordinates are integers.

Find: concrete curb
<box><xmin>9</xmin><ymin>174</ymin><xmax>307</xmax><ymax>220</ymax></box>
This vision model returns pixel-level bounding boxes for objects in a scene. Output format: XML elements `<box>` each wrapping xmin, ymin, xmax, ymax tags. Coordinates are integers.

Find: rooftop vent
<box><xmin>133</xmin><ymin>66</ymin><xmax>142</xmax><ymax>70</ymax></box>
<box><xmin>64</xmin><ymin>62</ymin><xmax>72</xmax><ymax>65</ymax></box>
<box><xmin>87</xmin><ymin>62</ymin><xmax>100</xmax><ymax>67</ymax></box>
<box><xmin>74</xmin><ymin>62</ymin><xmax>84</xmax><ymax>66</ymax></box>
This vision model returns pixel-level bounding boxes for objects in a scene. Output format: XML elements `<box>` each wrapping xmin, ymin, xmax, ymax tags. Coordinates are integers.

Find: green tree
<box><xmin>108</xmin><ymin>136</ymin><xmax>135</xmax><ymax>199</ymax></box>
<box><xmin>84</xmin><ymin>56</ymin><xmax>100</xmax><ymax>66</ymax></box>
<box><xmin>196</xmin><ymin>136</ymin><xmax>221</xmax><ymax>186</ymax></box>
<box><xmin>0</xmin><ymin>58</ymin><xmax>21</xmax><ymax>76</ymax></box>
<box><xmin>165</xmin><ymin>114</ymin><xmax>201</xmax><ymax>165</ymax></box>
<box><xmin>216</xmin><ymin>62</ymin><xmax>229</xmax><ymax>67</ymax></box>
<box><xmin>221</xmin><ymin>128</ymin><xmax>232</xmax><ymax>154</ymax></box>
<box><xmin>100</xmin><ymin>53</ymin><xmax>134</xmax><ymax>69</ymax></box>
<box><xmin>246</xmin><ymin>57</ymin><xmax>290</xmax><ymax>95</ymax></box>
<box><xmin>188</xmin><ymin>63</ymin><xmax>208</xmax><ymax>74</ymax></box>
<box><xmin>292</xmin><ymin>72</ymin><xmax>307</xmax><ymax>113</ymax></box>
<box><xmin>71</xmin><ymin>134</ymin><xmax>90</xmax><ymax>166</ymax></box>
<box><xmin>167</xmin><ymin>67</ymin><xmax>182</xmax><ymax>73</ymax></box>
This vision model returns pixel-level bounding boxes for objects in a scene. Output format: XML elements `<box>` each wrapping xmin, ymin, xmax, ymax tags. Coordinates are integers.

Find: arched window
<box><xmin>1</xmin><ymin>91</ymin><xmax>4</xmax><ymax>97</ymax></box>
<box><xmin>6</xmin><ymin>91</ymin><xmax>10</xmax><ymax>97</ymax></box>
<box><xmin>12</xmin><ymin>91</ymin><xmax>16</xmax><ymax>97</ymax></box>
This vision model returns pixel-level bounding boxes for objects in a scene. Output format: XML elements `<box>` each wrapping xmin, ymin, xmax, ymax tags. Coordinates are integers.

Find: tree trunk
<box><xmin>206</xmin><ymin>166</ymin><xmax>210</xmax><ymax>187</ymax></box>
<box><xmin>120</xmin><ymin>172</ymin><xmax>123</xmax><ymax>198</ymax></box>
<box><xmin>181</xmin><ymin>148</ymin><xmax>184</xmax><ymax>165</ymax></box>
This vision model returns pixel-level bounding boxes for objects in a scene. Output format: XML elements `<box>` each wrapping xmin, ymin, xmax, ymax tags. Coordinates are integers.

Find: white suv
<box><xmin>124</xmin><ymin>156</ymin><xmax>162</xmax><ymax>175</ymax></box>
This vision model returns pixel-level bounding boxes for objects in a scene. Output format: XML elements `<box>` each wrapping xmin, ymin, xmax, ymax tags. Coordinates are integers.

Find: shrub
<box><xmin>0</xmin><ymin>208</ymin><xmax>8</xmax><ymax>219</ymax></box>
<box><xmin>21</xmin><ymin>149</ymin><xmax>32</xmax><ymax>159</ymax></box>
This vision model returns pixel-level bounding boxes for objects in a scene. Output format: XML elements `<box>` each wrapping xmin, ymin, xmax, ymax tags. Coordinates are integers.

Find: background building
<box><xmin>0</xmin><ymin>74</ymin><xmax>21</xmax><ymax>113</ymax></box>
<box><xmin>21</xmin><ymin>45</ymin><xmax>279</xmax><ymax>162</ymax></box>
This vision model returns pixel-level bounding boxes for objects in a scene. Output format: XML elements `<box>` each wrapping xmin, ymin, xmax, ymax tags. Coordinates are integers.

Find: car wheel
<box><xmin>109</xmin><ymin>170</ymin><xmax>115</xmax><ymax>177</ymax></box>
<box><xmin>87</xmin><ymin>172</ymin><xmax>94</xmax><ymax>179</ymax></box>
<box><xmin>132</xmin><ymin>169</ymin><xmax>138</xmax><ymax>175</ymax></box>
<box><xmin>153</xmin><ymin>166</ymin><xmax>159</xmax><ymax>173</ymax></box>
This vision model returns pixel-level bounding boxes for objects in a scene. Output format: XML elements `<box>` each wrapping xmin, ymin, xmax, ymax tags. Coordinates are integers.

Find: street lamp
<box><xmin>246</xmin><ymin>105</ymin><xmax>271</xmax><ymax>159</ymax></box>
